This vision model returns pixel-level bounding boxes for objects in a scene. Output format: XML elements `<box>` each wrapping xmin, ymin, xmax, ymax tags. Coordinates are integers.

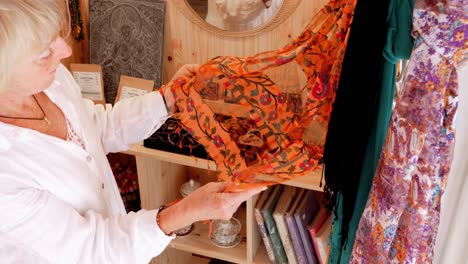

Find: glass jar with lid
<box><xmin>174</xmin><ymin>179</ymin><xmax>201</xmax><ymax>236</ymax></box>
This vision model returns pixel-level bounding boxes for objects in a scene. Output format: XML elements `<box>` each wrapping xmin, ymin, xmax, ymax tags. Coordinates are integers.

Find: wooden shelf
<box><xmin>124</xmin><ymin>143</ymin><xmax>326</xmax><ymax>263</ymax></box>
<box><xmin>170</xmin><ymin>208</ymin><xmax>248</xmax><ymax>264</ymax></box>
<box><xmin>123</xmin><ymin>143</ymin><xmax>217</xmax><ymax>170</ymax></box>
<box><xmin>253</xmin><ymin>244</ymin><xmax>270</xmax><ymax>264</ymax></box>
<box><xmin>171</xmin><ymin>222</ymin><xmax>247</xmax><ymax>264</ymax></box>
<box><xmin>124</xmin><ymin>143</ymin><xmax>324</xmax><ymax>192</ymax></box>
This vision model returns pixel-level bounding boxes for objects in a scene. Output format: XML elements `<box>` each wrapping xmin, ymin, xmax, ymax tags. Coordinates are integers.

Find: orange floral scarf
<box><xmin>160</xmin><ymin>0</ymin><xmax>357</xmax><ymax>191</ymax></box>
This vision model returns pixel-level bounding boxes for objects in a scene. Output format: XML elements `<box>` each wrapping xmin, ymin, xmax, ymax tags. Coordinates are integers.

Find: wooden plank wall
<box><xmin>163</xmin><ymin>0</ymin><xmax>325</xmax><ymax>82</ymax></box>
<box><xmin>65</xmin><ymin>0</ymin><xmax>327</xmax><ymax>83</ymax></box>
<box><xmin>62</xmin><ymin>0</ymin><xmax>89</xmax><ymax>68</ymax></box>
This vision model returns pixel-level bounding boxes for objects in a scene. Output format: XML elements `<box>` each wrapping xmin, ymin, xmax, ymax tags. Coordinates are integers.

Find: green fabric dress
<box><xmin>328</xmin><ymin>0</ymin><xmax>414</xmax><ymax>263</ymax></box>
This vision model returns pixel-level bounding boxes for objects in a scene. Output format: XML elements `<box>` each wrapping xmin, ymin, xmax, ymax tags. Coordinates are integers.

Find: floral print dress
<box><xmin>351</xmin><ymin>0</ymin><xmax>467</xmax><ymax>262</ymax></box>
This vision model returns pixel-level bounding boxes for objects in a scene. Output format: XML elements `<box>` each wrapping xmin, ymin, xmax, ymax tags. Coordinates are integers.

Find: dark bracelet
<box><xmin>159</xmin><ymin>89</ymin><xmax>172</xmax><ymax>114</ymax></box>
<box><xmin>156</xmin><ymin>205</ymin><xmax>174</xmax><ymax>236</ymax></box>
<box><xmin>160</xmin><ymin>93</ymin><xmax>170</xmax><ymax>113</ymax></box>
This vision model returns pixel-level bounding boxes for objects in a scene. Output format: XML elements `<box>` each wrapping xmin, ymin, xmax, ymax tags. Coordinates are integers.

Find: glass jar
<box><xmin>210</xmin><ymin>217</ymin><xmax>242</xmax><ymax>248</ymax></box>
<box><xmin>174</xmin><ymin>179</ymin><xmax>201</xmax><ymax>236</ymax></box>
<box><xmin>180</xmin><ymin>179</ymin><xmax>201</xmax><ymax>197</ymax></box>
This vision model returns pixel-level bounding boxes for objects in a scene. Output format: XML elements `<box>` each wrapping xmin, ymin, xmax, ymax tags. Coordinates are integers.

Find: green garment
<box><xmin>328</xmin><ymin>0</ymin><xmax>414</xmax><ymax>263</ymax></box>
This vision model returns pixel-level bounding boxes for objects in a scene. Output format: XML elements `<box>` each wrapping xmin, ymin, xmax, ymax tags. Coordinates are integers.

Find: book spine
<box><xmin>274</xmin><ymin>213</ymin><xmax>298</xmax><ymax>264</ymax></box>
<box><xmin>309</xmin><ymin>212</ymin><xmax>330</xmax><ymax>264</ymax></box>
<box><xmin>309</xmin><ymin>229</ymin><xmax>322</xmax><ymax>264</ymax></box>
<box><xmin>296</xmin><ymin>214</ymin><xmax>318</xmax><ymax>264</ymax></box>
<box><xmin>311</xmin><ymin>211</ymin><xmax>330</xmax><ymax>236</ymax></box>
<box><xmin>315</xmin><ymin>217</ymin><xmax>332</xmax><ymax>264</ymax></box>
<box><xmin>255</xmin><ymin>208</ymin><xmax>277</xmax><ymax>263</ymax></box>
<box><xmin>286</xmin><ymin>215</ymin><xmax>307</xmax><ymax>264</ymax></box>
<box><xmin>263</xmin><ymin>212</ymin><xmax>288</xmax><ymax>264</ymax></box>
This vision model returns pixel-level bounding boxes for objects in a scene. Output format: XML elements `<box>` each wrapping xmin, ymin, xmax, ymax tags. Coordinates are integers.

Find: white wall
<box><xmin>435</xmin><ymin>64</ymin><xmax>468</xmax><ymax>263</ymax></box>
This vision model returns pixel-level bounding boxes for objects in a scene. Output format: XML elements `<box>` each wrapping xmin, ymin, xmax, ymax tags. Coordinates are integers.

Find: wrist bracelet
<box><xmin>157</xmin><ymin>205</ymin><xmax>174</xmax><ymax>236</ymax></box>
<box><xmin>159</xmin><ymin>89</ymin><xmax>172</xmax><ymax>115</ymax></box>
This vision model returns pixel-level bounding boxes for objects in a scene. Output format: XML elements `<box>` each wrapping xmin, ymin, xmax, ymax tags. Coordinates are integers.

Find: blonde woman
<box><xmin>0</xmin><ymin>1</ymin><xmax>264</xmax><ymax>263</ymax></box>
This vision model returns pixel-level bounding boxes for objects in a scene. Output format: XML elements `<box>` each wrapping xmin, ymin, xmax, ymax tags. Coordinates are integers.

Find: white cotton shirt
<box><xmin>0</xmin><ymin>64</ymin><xmax>174</xmax><ymax>264</ymax></box>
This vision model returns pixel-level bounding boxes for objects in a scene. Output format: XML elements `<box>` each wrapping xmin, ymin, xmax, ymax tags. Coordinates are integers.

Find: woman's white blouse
<box><xmin>0</xmin><ymin>64</ymin><xmax>174</xmax><ymax>263</ymax></box>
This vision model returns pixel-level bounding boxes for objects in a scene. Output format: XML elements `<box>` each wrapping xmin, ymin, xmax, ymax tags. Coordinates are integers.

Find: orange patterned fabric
<box><xmin>161</xmin><ymin>0</ymin><xmax>357</xmax><ymax>190</ymax></box>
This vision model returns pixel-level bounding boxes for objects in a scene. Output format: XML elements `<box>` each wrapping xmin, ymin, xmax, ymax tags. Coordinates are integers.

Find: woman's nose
<box><xmin>51</xmin><ymin>37</ymin><xmax>72</xmax><ymax>61</ymax></box>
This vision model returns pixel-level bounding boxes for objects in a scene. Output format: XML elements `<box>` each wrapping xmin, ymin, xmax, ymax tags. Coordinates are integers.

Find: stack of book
<box><xmin>254</xmin><ymin>185</ymin><xmax>332</xmax><ymax>264</ymax></box>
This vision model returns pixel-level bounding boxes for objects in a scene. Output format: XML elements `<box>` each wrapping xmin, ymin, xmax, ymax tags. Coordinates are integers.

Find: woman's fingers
<box><xmin>204</xmin><ymin>181</ymin><xmax>230</xmax><ymax>192</ymax></box>
<box><xmin>215</xmin><ymin>187</ymin><xmax>267</xmax><ymax>220</ymax></box>
<box><xmin>182</xmin><ymin>182</ymin><xmax>268</xmax><ymax>222</ymax></box>
<box><xmin>222</xmin><ymin>186</ymin><xmax>267</xmax><ymax>207</ymax></box>
<box><xmin>172</xmin><ymin>64</ymin><xmax>200</xmax><ymax>80</ymax></box>
<box><xmin>184</xmin><ymin>64</ymin><xmax>199</xmax><ymax>75</ymax></box>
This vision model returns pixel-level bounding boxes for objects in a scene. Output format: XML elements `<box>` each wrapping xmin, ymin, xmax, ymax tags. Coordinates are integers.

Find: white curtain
<box><xmin>435</xmin><ymin>64</ymin><xmax>468</xmax><ymax>263</ymax></box>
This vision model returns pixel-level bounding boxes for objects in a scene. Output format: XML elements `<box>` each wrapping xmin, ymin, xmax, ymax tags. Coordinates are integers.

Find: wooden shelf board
<box><xmin>253</xmin><ymin>244</ymin><xmax>270</xmax><ymax>264</ymax></box>
<box><xmin>122</xmin><ymin>143</ymin><xmax>216</xmax><ymax>170</ymax></box>
<box><xmin>191</xmin><ymin>255</ymin><xmax>212</xmax><ymax>264</ymax></box>
<box><xmin>280</xmin><ymin>167</ymin><xmax>324</xmax><ymax>192</ymax></box>
<box><xmin>124</xmin><ymin>143</ymin><xmax>324</xmax><ymax>191</ymax></box>
<box><xmin>170</xmin><ymin>221</ymin><xmax>247</xmax><ymax>264</ymax></box>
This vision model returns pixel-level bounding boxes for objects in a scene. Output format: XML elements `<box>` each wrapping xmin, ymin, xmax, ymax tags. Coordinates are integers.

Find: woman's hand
<box><xmin>170</xmin><ymin>64</ymin><xmax>199</xmax><ymax>81</ymax></box>
<box><xmin>162</xmin><ymin>87</ymin><xmax>176</xmax><ymax>114</ymax></box>
<box><xmin>162</xmin><ymin>64</ymin><xmax>200</xmax><ymax>114</ymax></box>
<box><xmin>158</xmin><ymin>182</ymin><xmax>266</xmax><ymax>234</ymax></box>
<box><xmin>182</xmin><ymin>182</ymin><xmax>266</xmax><ymax>222</ymax></box>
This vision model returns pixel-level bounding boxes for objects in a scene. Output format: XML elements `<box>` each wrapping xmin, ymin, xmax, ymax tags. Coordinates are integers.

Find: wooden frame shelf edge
<box><xmin>122</xmin><ymin>143</ymin><xmax>324</xmax><ymax>192</ymax></box>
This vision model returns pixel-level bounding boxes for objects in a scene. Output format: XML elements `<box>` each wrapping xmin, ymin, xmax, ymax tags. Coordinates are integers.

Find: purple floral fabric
<box><xmin>351</xmin><ymin>0</ymin><xmax>467</xmax><ymax>263</ymax></box>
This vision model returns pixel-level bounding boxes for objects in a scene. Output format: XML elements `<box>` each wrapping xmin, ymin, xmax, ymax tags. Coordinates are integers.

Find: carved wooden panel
<box><xmin>89</xmin><ymin>0</ymin><xmax>166</xmax><ymax>103</ymax></box>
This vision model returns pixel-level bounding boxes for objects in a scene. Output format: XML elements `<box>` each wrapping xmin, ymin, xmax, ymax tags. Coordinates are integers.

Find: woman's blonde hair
<box><xmin>0</xmin><ymin>0</ymin><xmax>69</xmax><ymax>93</ymax></box>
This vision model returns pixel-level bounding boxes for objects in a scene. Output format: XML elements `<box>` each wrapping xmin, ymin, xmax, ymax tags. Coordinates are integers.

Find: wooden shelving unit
<box><xmin>253</xmin><ymin>244</ymin><xmax>271</xmax><ymax>264</ymax></box>
<box><xmin>171</xmin><ymin>221</ymin><xmax>248</xmax><ymax>264</ymax></box>
<box><xmin>124</xmin><ymin>144</ymin><xmax>324</xmax><ymax>191</ymax></box>
<box><xmin>72</xmin><ymin>0</ymin><xmax>331</xmax><ymax>261</ymax></box>
<box><xmin>124</xmin><ymin>143</ymin><xmax>217</xmax><ymax>170</ymax></box>
<box><xmin>124</xmin><ymin>143</ymin><xmax>324</xmax><ymax>264</ymax></box>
